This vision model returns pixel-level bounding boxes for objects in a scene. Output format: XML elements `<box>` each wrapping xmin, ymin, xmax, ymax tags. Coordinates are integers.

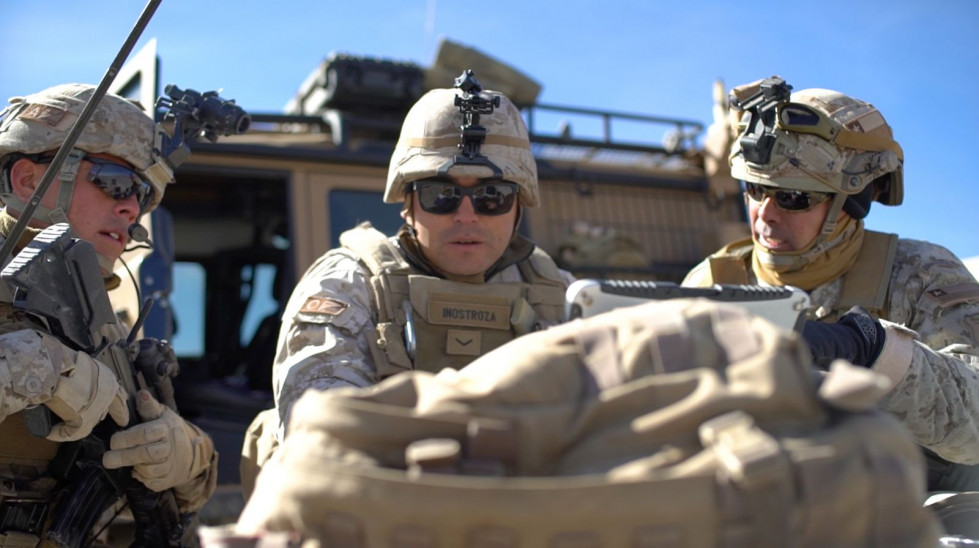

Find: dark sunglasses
<box><xmin>29</xmin><ymin>154</ymin><xmax>155</xmax><ymax>211</ymax></box>
<box><xmin>83</xmin><ymin>157</ymin><xmax>155</xmax><ymax>211</ymax></box>
<box><xmin>410</xmin><ymin>179</ymin><xmax>519</xmax><ymax>216</ymax></box>
<box><xmin>744</xmin><ymin>182</ymin><xmax>832</xmax><ymax>212</ymax></box>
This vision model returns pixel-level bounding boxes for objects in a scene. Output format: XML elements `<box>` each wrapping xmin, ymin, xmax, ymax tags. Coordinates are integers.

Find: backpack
<box><xmin>228</xmin><ymin>299</ymin><xmax>941</xmax><ymax>548</ymax></box>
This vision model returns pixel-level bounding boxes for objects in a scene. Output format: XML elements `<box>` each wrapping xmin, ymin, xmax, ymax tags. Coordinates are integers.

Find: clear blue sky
<box><xmin>3</xmin><ymin>0</ymin><xmax>978</xmax><ymax>259</ymax></box>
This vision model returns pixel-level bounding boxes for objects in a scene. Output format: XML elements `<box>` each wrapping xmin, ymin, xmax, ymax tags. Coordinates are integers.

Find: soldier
<box><xmin>684</xmin><ymin>76</ymin><xmax>979</xmax><ymax>492</ymax></box>
<box><xmin>0</xmin><ymin>84</ymin><xmax>217</xmax><ymax>543</ymax></box>
<box><xmin>241</xmin><ymin>74</ymin><xmax>572</xmax><ymax>492</ymax></box>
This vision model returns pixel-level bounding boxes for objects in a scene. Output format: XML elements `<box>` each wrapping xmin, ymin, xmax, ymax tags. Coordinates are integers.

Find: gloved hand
<box><xmin>0</xmin><ymin>329</ymin><xmax>129</xmax><ymax>441</ymax></box>
<box><xmin>103</xmin><ymin>389</ymin><xmax>212</xmax><ymax>492</ymax></box>
<box><xmin>801</xmin><ymin>306</ymin><xmax>886</xmax><ymax>370</ymax></box>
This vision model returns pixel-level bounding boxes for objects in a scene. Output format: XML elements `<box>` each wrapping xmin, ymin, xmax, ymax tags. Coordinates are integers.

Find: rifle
<box><xmin>1</xmin><ymin>223</ymin><xmax>194</xmax><ymax>547</ymax></box>
<box><xmin>565</xmin><ymin>278</ymin><xmax>811</xmax><ymax>332</ymax></box>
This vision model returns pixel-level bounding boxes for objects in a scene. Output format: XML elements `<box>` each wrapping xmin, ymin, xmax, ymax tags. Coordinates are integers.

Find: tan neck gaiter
<box><xmin>752</xmin><ymin>215</ymin><xmax>865</xmax><ymax>291</ymax></box>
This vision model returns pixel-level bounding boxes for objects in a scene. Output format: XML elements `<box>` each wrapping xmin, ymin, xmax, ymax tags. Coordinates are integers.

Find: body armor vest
<box><xmin>705</xmin><ymin>230</ymin><xmax>898</xmax><ymax>319</ymax></box>
<box><xmin>339</xmin><ymin>225</ymin><xmax>568</xmax><ymax>378</ymax></box>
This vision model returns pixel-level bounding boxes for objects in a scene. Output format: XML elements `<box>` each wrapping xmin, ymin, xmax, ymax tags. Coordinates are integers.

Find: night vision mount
<box><xmin>437</xmin><ymin>70</ymin><xmax>504</xmax><ymax>177</ymax></box>
<box><xmin>154</xmin><ymin>84</ymin><xmax>251</xmax><ymax>171</ymax></box>
<box><xmin>730</xmin><ymin>76</ymin><xmax>792</xmax><ymax>165</ymax></box>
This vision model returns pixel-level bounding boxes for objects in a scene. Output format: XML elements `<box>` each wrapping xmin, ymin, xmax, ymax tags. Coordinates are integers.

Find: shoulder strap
<box><xmin>339</xmin><ymin>222</ymin><xmax>410</xmax><ymax>277</ymax></box>
<box><xmin>839</xmin><ymin>231</ymin><xmax>898</xmax><ymax>316</ymax></box>
<box><xmin>516</xmin><ymin>247</ymin><xmax>566</xmax><ymax>287</ymax></box>
<box><xmin>339</xmin><ymin>222</ymin><xmax>411</xmax><ymax>324</ymax></box>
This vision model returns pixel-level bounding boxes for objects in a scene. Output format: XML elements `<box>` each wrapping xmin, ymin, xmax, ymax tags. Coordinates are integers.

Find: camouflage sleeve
<box><xmin>271</xmin><ymin>249</ymin><xmax>377</xmax><ymax>431</ymax></box>
<box><xmin>874</xmin><ymin>239</ymin><xmax>979</xmax><ymax>464</ymax></box>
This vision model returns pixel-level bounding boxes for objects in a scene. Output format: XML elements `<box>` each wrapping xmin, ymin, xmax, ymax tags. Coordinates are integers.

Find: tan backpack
<box><xmin>225</xmin><ymin>299</ymin><xmax>941</xmax><ymax>548</ymax></box>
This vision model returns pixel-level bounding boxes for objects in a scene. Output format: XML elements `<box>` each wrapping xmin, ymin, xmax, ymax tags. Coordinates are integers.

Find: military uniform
<box><xmin>682</xmin><ymin>78</ymin><xmax>979</xmax><ymax>494</ymax></box>
<box><xmin>273</xmin><ymin>223</ymin><xmax>571</xmax><ymax>428</ymax></box>
<box><xmin>0</xmin><ymin>83</ymin><xmax>217</xmax><ymax>545</ymax></box>
<box><xmin>0</xmin><ymin>221</ymin><xmax>217</xmax><ymax>545</ymax></box>
<box><xmin>686</xmin><ymin>235</ymin><xmax>979</xmax><ymax>475</ymax></box>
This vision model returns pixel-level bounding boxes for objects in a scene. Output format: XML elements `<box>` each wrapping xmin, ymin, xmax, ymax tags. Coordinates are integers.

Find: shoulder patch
<box><xmin>300</xmin><ymin>297</ymin><xmax>348</xmax><ymax>316</ymax></box>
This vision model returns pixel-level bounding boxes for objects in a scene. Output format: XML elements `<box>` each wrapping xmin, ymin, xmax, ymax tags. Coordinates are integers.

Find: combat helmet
<box><xmin>0</xmin><ymin>83</ymin><xmax>174</xmax><ymax>225</ymax></box>
<box><xmin>728</xmin><ymin>76</ymin><xmax>903</xmax><ymax>221</ymax></box>
<box><xmin>384</xmin><ymin>70</ymin><xmax>539</xmax><ymax>207</ymax></box>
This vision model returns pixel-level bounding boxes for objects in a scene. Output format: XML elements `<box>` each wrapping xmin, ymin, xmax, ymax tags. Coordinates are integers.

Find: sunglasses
<box><xmin>410</xmin><ymin>179</ymin><xmax>519</xmax><ymax>216</ymax></box>
<box><xmin>30</xmin><ymin>154</ymin><xmax>155</xmax><ymax>211</ymax></box>
<box><xmin>744</xmin><ymin>182</ymin><xmax>832</xmax><ymax>212</ymax></box>
<box><xmin>84</xmin><ymin>157</ymin><xmax>155</xmax><ymax>211</ymax></box>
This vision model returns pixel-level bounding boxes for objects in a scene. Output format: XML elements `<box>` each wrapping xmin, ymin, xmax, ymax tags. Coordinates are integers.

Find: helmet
<box><xmin>0</xmin><ymin>83</ymin><xmax>174</xmax><ymax>215</ymax></box>
<box><xmin>729</xmin><ymin>80</ymin><xmax>903</xmax><ymax>212</ymax></box>
<box><xmin>384</xmin><ymin>87</ymin><xmax>539</xmax><ymax>207</ymax></box>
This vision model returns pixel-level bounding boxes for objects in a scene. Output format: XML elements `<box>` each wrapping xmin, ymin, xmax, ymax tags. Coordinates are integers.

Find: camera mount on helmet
<box><xmin>731</xmin><ymin>76</ymin><xmax>792</xmax><ymax>165</ymax></box>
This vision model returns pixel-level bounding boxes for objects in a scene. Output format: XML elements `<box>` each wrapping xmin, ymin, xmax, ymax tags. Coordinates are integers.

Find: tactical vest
<box><xmin>705</xmin><ymin>230</ymin><xmax>899</xmax><ymax>319</ymax></box>
<box><xmin>339</xmin><ymin>224</ymin><xmax>568</xmax><ymax>378</ymax></box>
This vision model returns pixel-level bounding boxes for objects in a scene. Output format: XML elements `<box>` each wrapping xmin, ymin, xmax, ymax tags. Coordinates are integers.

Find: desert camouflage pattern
<box><xmin>0</xmin><ymin>83</ymin><xmax>173</xmax><ymax>211</ymax></box>
<box><xmin>383</xmin><ymin>87</ymin><xmax>539</xmax><ymax>207</ymax></box>
<box><xmin>729</xmin><ymin>85</ymin><xmax>903</xmax><ymax>204</ymax></box>
<box><xmin>0</xmin><ymin>329</ymin><xmax>62</xmax><ymax>420</ymax></box>
<box><xmin>272</xmin><ymin>238</ymin><xmax>571</xmax><ymax>433</ymax></box>
<box><xmin>0</xmin><ymin>230</ymin><xmax>217</xmax><ymax>521</ymax></box>
<box><xmin>686</xmin><ymin>238</ymin><xmax>979</xmax><ymax>463</ymax></box>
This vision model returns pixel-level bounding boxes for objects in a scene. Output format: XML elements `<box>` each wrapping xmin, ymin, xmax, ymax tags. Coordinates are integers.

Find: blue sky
<box><xmin>3</xmin><ymin>0</ymin><xmax>978</xmax><ymax>259</ymax></box>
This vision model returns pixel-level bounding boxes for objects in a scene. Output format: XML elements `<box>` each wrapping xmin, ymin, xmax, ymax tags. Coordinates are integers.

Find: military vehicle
<box><xmin>107</xmin><ymin>37</ymin><xmax>749</xmax><ymax>521</ymax></box>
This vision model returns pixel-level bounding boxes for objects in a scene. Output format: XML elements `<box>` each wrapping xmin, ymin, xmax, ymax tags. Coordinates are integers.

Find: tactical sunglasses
<box><xmin>29</xmin><ymin>154</ymin><xmax>155</xmax><ymax>211</ymax></box>
<box><xmin>410</xmin><ymin>179</ymin><xmax>519</xmax><ymax>216</ymax></box>
<box><xmin>776</xmin><ymin>103</ymin><xmax>838</xmax><ymax>142</ymax></box>
<box><xmin>83</xmin><ymin>157</ymin><xmax>155</xmax><ymax>211</ymax></box>
<box><xmin>744</xmin><ymin>182</ymin><xmax>832</xmax><ymax>212</ymax></box>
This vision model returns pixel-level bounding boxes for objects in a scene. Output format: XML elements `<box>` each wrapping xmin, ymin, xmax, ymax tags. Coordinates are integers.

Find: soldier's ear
<box><xmin>401</xmin><ymin>192</ymin><xmax>414</xmax><ymax>224</ymax></box>
<box><xmin>9</xmin><ymin>158</ymin><xmax>42</xmax><ymax>200</ymax></box>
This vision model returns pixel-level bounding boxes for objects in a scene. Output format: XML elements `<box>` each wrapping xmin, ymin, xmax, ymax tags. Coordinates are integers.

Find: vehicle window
<box><xmin>240</xmin><ymin>263</ymin><xmax>280</xmax><ymax>344</ymax></box>
<box><xmin>328</xmin><ymin>189</ymin><xmax>403</xmax><ymax>246</ymax></box>
<box><xmin>171</xmin><ymin>261</ymin><xmax>205</xmax><ymax>358</ymax></box>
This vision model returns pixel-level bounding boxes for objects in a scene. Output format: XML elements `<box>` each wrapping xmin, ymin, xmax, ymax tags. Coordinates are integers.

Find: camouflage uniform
<box><xmin>0</xmin><ymin>84</ymin><xmax>216</xmax><ymax>545</ymax></box>
<box><xmin>686</xmin><ymin>237</ymin><xmax>979</xmax><ymax>465</ymax></box>
<box><xmin>273</xmin><ymin>225</ymin><xmax>571</xmax><ymax>429</ymax></box>
<box><xmin>684</xmin><ymin>77</ymin><xmax>979</xmax><ymax>491</ymax></box>
<box><xmin>267</xmin><ymin>82</ymin><xmax>573</xmax><ymax>437</ymax></box>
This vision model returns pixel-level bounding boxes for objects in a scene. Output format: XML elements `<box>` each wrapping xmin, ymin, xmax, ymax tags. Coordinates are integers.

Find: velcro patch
<box><xmin>300</xmin><ymin>296</ymin><xmax>348</xmax><ymax>316</ymax></box>
<box><xmin>446</xmin><ymin>329</ymin><xmax>481</xmax><ymax>356</ymax></box>
<box><xmin>20</xmin><ymin>104</ymin><xmax>68</xmax><ymax>127</ymax></box>
<box><xmin>428</xmin><ymin>298</ymin><xmax>510</xmax><ymax>330</ymax></box>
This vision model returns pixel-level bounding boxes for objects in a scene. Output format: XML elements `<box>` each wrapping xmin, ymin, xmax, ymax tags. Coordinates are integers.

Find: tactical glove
<box><xmin>0</xmin><ymin>329</ymin><xmax>129</xmax><ymax>441</ymax></box>
<box><xmin>103</xmin><ymin>389</ymin><xmax>214</xmax><ymax>494</ymax></box>
<box><xmin>802</xmin><ymin>307</ymin><xmax>886</xmax><ymax>369</ymax></box>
